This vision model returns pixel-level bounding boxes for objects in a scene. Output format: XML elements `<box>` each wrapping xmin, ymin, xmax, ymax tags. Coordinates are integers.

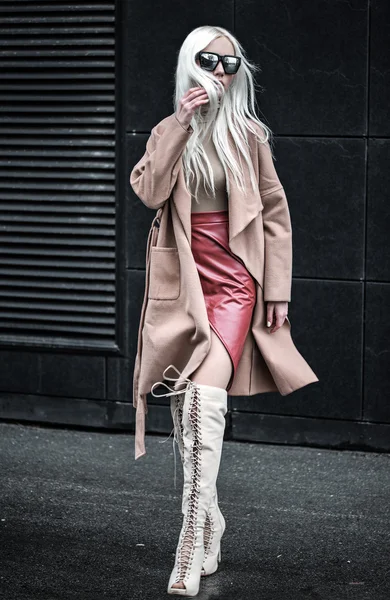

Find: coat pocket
<box><xmin>148</xmin><ymin>247</ymin><xmax>180</xmax><ymax>300</ymax></box>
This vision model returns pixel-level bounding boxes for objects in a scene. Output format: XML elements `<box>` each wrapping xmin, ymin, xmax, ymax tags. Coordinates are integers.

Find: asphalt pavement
<box><xmin>1</xmin><ymin>421</ymin><xmax>389</xmax><ymax>600</ymax></box>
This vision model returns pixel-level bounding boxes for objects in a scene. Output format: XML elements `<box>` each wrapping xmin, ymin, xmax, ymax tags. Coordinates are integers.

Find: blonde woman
<box><xmin>130</xmin><ymin>25</ymin><xmax>318</xmax><ymax>597</ymax></box>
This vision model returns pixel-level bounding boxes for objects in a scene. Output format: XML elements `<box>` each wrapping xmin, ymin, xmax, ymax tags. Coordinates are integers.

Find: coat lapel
<box><xmin>226</xmin><ymin>128</ymin><xmax>264</xmax><ymax>243</ymax></box>
<box><xmin>172</xmin><ymin>164</ymin><xmax>192</xmax><ymax>246</ymax></box>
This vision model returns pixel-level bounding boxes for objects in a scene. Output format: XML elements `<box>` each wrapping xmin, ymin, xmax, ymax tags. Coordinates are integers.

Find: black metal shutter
<box><xmin>0</xmin><ymin>1</ymin><xmax>116</xmax><ymax>349</ymax></box>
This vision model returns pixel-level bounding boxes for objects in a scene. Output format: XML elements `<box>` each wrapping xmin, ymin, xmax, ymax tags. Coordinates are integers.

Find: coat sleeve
<box><xmin>258</xmin><ymin>139</ymin><xmax>292</xmax><ymax>302</ymax></box>
<box><xmin>130</xmin><ymin>116</ymin><xmax>194</xmax><ymax>210</ymax></box>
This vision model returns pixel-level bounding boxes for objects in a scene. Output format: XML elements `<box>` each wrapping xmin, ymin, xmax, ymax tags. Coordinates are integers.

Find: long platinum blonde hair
<box><xmin>174</xmin><ymin>25</ymin><xmax>274</xmax><ymax>201</ymax></box>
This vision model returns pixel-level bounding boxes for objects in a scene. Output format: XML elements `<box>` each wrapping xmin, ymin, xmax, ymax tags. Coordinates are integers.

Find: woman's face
<box><xmin>195</xmin><ymin>36</ymin><xmax>237</xmax><ymax>97</ymax></box>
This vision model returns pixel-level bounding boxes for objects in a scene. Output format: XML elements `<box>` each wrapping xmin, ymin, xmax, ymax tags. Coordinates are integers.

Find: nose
<box><xmin>214</xmin><ymin>60</ymin><xmax>224</xmax><ymax>77</ymax></box>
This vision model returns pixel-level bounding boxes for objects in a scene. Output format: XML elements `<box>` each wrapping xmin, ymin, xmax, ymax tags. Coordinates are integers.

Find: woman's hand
<box><xmin>175</xmin><ymin>87</ymin><xmax>209</xmax><ymax>129</ymax></box>
<box><xmin>266</xmin><ymin>301</ymin><xmax>289</xmax><ymax>334</ymax></box>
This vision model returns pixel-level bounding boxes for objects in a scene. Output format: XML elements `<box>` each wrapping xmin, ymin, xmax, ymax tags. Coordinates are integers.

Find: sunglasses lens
<box><xmin>223</xmin><ymin>56</ymin><xmax>240</xmax><ymax>74</ymax></box>
<box><xmin>199</xmin><ymin>52</ymin><xmax>218</xmax><ymax>70</ymax></box>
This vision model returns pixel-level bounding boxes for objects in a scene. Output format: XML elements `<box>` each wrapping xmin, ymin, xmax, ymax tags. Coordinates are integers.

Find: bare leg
<box><xmin>191</xmin><ymin>327</ymin><xmax>233</xmax><ymax>389</ymax></box>
<box><xmin>171</xmin><ymin>327</ymin><xmax>231</xmax><ymax>590</ymax></box>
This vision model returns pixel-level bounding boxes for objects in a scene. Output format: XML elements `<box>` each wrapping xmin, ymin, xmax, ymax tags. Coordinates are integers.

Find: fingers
<box><xmin>189</xmin><ymin>96</ymin><xmax>209</xmax><ymax>108</ymax></box>
<box><xmin>185</xmin><ymin>87</ymin><xmax>208</xmax><ymax>101</ymax></box>
<box><xmin>266</xmin><ymin>303</ymin><xmax>274</xmax><ymax>329</ymax></box>
<box><xmin>179</xmin><ymin>88</ymin><xmax>209</xmax><ymax>121</ymax></box>
<box><xmin>186</xmin><ymin>86</ymin><xmax>207</xmax><ymax>95</ymax></box>
<box><xmin>180</xmin><ymin>88</ymin><xmax>208</xmax><ymax>109</ymax></box>
<box><xmin>176</xmin><ymin>87</ymin><xmax>212</xmax><ymax>129</ymax></box>
<box><xmin>270</xmin><ymin>314</ymin><xmax>285</xmax><ymax>334</ymax></box>
<box><xmin>187</xmin><ymin>89</ymin><xmax>209</xmax><ymax>105</ymax></box>
<box><xmin>266</xmin><ymin>302</ymin><xmax>288</xmax><ymax>334</ymax></box>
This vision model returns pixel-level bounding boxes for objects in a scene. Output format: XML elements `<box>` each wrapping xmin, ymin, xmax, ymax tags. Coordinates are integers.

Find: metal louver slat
<box><xmin>0</xmin><ymin>0</ymin><xmax>117</xmax><ymax>347</ymax></box>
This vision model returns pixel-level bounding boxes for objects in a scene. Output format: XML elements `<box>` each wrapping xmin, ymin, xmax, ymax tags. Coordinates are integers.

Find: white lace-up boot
<box><xmin>170</xmin><ymin>392</ymin><xmax>225</xmax><ymax>576</ymax></box>
<box><xmin>151</xmin><ymin>365</ymin><xmax>227</xmax><ymax>597</ymax></box>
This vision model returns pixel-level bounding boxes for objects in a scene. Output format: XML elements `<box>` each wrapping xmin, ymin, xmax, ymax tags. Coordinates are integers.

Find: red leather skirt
<box><xmin>190</xmin><ymin>209</ymin><xmax>257</xmax><ymax>391</ymax></box>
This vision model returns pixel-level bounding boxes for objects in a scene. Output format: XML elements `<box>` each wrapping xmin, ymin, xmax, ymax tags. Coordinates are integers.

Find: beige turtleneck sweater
<box><xmin>190</xmin><ymin>134</ymin><xmax>228</xmax><ymax>213</ymax></box>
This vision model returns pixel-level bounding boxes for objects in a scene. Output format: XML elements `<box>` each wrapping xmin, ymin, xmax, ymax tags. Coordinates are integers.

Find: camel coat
<box><xmin>130</xmin><ymin>113</ymin><xmax>319</xmax><ymax>460</ymax></box>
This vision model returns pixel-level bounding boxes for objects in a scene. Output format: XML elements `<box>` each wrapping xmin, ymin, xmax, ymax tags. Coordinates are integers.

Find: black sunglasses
<box><xmin>195</xmin><ymin>51</ymin><xmax>241</xmax><ymax>75</ymax></box>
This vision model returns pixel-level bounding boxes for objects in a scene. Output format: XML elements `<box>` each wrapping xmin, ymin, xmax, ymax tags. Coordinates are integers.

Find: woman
<box><xmin>130</xmin><ymin>25</ymin><xmax>319</xmax><ymax>596</ymax></box>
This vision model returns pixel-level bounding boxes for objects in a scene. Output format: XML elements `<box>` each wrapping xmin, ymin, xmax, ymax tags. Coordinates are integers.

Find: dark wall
<box><xmin>1</xmin><ymin>0</ymin><xmax>389</xmax><ymax>453</ymax></box>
